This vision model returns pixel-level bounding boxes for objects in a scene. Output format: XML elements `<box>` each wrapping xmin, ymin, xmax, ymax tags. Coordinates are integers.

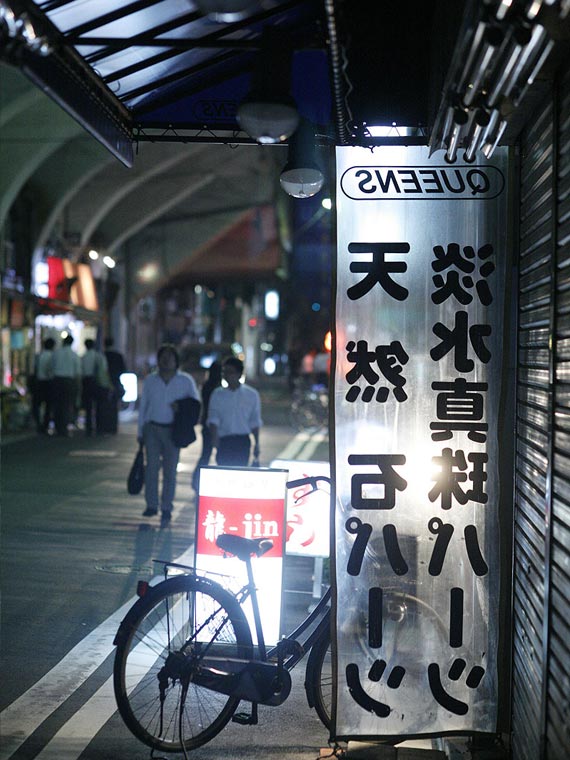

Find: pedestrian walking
<box><xmin>52</xmin><ymin>334</ymin><xmax>81</xmax><ymax>437</ymax></box>
<box><xmin>32</xmin><ymin>337</ymin><xmax>55</xmax><ymax>433</ymax></box>
<box><xmin>81</xmin><ymin>339</ymin><xmax>108</xmax><ymax>436</ymax></box>
<box><xmin>104</xmin><ymin>337</ymin><xmax>126</xmax><ymax>400</ymax></box>
<box><xmin>191</xmin><ymin>360</ymin><xmax>222</xmax><ymax>492</ymax></box>
<box><xmin>137</xmin><ymin>344</ymin><xmax>200</xmax><ymax>527</ymax></box>
<box><xmin>207</xmin><ymin>356</ymin><xmax>262</xmax><ymax>467</ymax></box>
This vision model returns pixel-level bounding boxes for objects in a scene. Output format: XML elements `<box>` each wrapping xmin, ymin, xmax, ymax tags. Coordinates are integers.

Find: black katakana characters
<box><xmin>464</xmin><ymin>524</ymin><xmax>488</xmax><ymax>575</ymax></box>
<box><xmin>369</xmin><ymin>586</ymin><xmax>383</xmax><ymax>647</ymax></box>
<box><xmin>430</xmin><ymin>378</ymin><xmax>488</xmax><ymax>442</ymax></box>
<box><xmin>349</xmin><ymin>453</ymin><xmax>407</xmax><ymax>510</ymax></box>
<box><xmin>449</xmin><ymin>587</ymin><xmax>464</xmax><ymax>647</ymax></box>
<box><xmin>346</xmin><ymin>660</ymin><xmax>405</xmax><ymax>718</ymax></box>
<box><xmin>347</xmin><ymin>242</ymin><xmax>410</xmax><ymax>301</ymax></box>
<box><xmin>427</xmin><ymin>519</ymin><xmax>489</xmax><ymax>576</ymax></box>
<box><xmin>431</xmin><ymin>243</ymin><xmax>495</xmax><ymax>306</ymax></box>
<box><xmin>431</xmin><ymin>311</ymin><xmax>492</xmax><ymax>373</ymax></box>
<box><xmin>346</xmin><ymin>517</ymin><xmax>372</xmax><ymax>576</ymax></box>
<box><xmin>429</xmin><ymin>449</ymin><xmax>489</xmax><ymax>510</ymax></box>
<box><xmin>427</xmin><ymin>659</ymin><xmax>485</xmax><ymax>715</ymax></box>
<box><xmin>345</xmin><ymin>339</ymin><xmax>409</xmax><ymax>402</ymax></box>
<box><xmin>346</xmin><ymin>518</ymin><xmax>409</xmax><ymax>576</ymax></box>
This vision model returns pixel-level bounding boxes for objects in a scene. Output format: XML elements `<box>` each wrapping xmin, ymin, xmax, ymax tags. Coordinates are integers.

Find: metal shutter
<box><xmin>513</xmin><ymin>57</ymin><xmax>570</xmax><ymax>760</ymax></box>
<box><xmin>549</xmin><ymin>61</ymin><xmax>570</xmax><ymax>759</ymax></box>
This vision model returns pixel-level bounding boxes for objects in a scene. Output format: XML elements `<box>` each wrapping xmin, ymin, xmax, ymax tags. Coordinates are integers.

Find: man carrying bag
<box><xmin>136</xmin><ymin>344</ymin><xmax>200</xmax><ymax>527</ymax></box>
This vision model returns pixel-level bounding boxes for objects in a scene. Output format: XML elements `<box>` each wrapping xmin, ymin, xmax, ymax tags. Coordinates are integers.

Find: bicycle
<box><xmin>113</xmin><ymin>475</ymin><xmax>333</xmax><ymax>755</ymax></box>
<box><xmin>290</xmin><ymin>380</ymin><xmax>329</xmax><ymax>430</ymax></box>
<box><xmin>113</xmin><ymin>475</ymin><xmax>449</xmax><ymax>754</ymax></box>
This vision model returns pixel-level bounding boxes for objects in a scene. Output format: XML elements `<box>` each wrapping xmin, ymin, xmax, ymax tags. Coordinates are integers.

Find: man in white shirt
<box><xmin>207</xmin><ymin>356</ymin><xmax>262</xmax><ymax>467</ymax></box>
<box><xmin>33</xmin><ymin>337</ymin><xmax>55</xmax><ymax>433</ymax></box>
<box><xmin>137</xmin><ymin>344</ymin><xmax>200</xmax><ymax>526</ymax></box>
<box><xmin>81</xmin><ymin>338</ymin><xmax>108</xmax><ymax>436</ymax></box>
<box><xmin>52</xmin><ymin>334</ymin><xmax>81</xmax><ymax>436</ymax></box>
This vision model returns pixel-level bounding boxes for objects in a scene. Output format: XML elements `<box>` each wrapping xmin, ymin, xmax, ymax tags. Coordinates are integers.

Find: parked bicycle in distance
<box><xmin>291</xmin><ymin>379</ymin><xmax>329</xmax><ymax>430</ymax></box>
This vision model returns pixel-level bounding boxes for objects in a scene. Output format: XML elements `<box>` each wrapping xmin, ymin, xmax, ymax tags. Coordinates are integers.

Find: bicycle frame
<box><xmin>152</xmin><ymin>546</ymin><xmax>331</xmax><ymax>708</ymax></box>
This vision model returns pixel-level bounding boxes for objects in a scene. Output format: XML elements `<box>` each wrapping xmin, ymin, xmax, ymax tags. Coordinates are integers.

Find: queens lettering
<box><xmin>341</xmin><ymin>165</ymin><xmax>505</xmax><ymax>200</ymax></box>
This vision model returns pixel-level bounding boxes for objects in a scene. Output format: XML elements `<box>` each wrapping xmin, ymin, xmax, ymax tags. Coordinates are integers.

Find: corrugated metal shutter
<box><xmin>513</xmin><ymin>58</ymin><xmax>570</xmax><ymax>760</ymax></box>
<box><xmin>549</xmin><ymin>62</ymin><xmax>570</xmax><ymax>758</ymax></box>
<box><xmin>513</xmin><ymin>90</ymin><xmax>554</xmax><ymax>760</ymax></box>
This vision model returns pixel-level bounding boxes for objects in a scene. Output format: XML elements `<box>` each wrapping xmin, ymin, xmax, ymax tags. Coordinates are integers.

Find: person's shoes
<box><xmin>142</xmin><ymin>508</ymin><xmax>158</xmax><ymax>517</ymax></box>
<box><xmin>160</xmin><ymin>512</ymin><xmax>172</xmax><ymax>527</ymax></box>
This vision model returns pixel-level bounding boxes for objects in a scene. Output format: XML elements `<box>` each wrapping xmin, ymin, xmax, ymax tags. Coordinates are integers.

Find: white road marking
<box><xmin>278</xmin><ymin>428</ymin><xmax>326</xmax><ymax>461</ymax></box>
<box><xmin>0</xmin><ymin>545</ymin><xmax>195</xmax><ymax>760</ymax></box>
<box><xmin>0</xmin><ymin>598</ymin><xmax>134</xmax><ymax>760</ymax></box>
<box><xmin>32</xmin><ymin>678</ymin><xmax>117</xmax><ymax>760</ymax></box>
<box><xmin>296</xmin><ymin>429</ymin><xmax>328</xmax><ymax>460</ymax></box>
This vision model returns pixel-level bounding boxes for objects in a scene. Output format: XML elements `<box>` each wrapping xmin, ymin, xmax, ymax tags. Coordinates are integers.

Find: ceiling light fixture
<box><xmin>194</xmin><ymin>0</ymin><xmax>257</xmax><ymax>23</ymax></box>
<box><xmin>279</xmin><ymin>119</ymin><xmax>324</xmax><ymax>198</ymax></box>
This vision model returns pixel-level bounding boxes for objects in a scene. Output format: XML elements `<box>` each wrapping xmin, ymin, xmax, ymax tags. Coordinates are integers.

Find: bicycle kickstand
<box><xmin>232</xmin><ymin>702</ymin><xmax>258</xmax><ymax>725</ymax></box>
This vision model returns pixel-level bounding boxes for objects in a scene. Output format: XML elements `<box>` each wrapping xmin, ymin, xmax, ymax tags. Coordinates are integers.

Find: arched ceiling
<box><xmin>0</xmin><ymin>60</ymin><xmax>285</xmax><ymax>303</ymax></box>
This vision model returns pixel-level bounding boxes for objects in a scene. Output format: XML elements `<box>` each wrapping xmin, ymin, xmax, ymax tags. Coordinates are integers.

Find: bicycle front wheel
<box><xmin>113</xmin><ymin>574</ymin><xmax>252</xmax><ymax>753</ymax></box>
<box><xmin>306</xmin><ymin>626</ymin><xmax>332</xmax><ymax>730</ymax></box>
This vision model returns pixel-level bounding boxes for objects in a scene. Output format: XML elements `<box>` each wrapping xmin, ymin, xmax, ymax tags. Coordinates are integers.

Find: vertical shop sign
<box><xmin>196</xmin><ymin>466</ymin><xmax>288</xmax><ymax>645</ymax></box>
<box><xmin>334</xmin><ymin>146</ymin><xmax>507</xmax><ymax>738</ymax></box>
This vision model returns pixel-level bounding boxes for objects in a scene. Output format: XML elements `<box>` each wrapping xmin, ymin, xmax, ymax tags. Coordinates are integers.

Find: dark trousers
<box><xmin>192</xmin><ymin>425</ymin><xmax>215</xmax><ymax>490</ymax></box>
<box><xmin>33</xmin><ymin>379</ymin><xmax>54</xmax><ymax>432</ymax></box>
<box><xmin>53</xmin><ymin>377</ymin><xmax>76</xmax><ymax>435</ymax></box>
<box><xmin>82</xmin><ymin>376</ymin><xmax>98</xmax><ymax>434</ymax></box>
<box><xmin>216</xmin><ymin>434</ymin><xmax>251</xmax><ymax>467</ymax></box>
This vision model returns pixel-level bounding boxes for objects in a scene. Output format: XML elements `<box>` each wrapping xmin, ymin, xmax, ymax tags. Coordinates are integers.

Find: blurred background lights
<box><xmin>264</xmin><ymin>290</ymin><xmax>279</xmax><ymax>320</ymax></box>
<box><xmin>311</xmin><ymin>302</ymin><xmax>321</xmax><ymax>312</ymax></box>
<box><xmin>138</xmin><ymin>262</ymin><xmax>159</xmax><ymax>282</ymax></box>
<box><xmin>264</xmin><ymin>356</ymin><xmax>277</xmax><ymax>375</ymax></box>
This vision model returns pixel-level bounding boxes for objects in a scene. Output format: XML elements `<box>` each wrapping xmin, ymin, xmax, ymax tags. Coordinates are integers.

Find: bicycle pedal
<box><xmin>231</xmin><ymin>712</ymin><xmax>258</xmax><ymax>725</ymax></box>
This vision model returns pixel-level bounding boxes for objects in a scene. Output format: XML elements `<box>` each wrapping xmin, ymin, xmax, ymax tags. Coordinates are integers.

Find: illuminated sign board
<box><xmin>333</xmin><ymin>146</ymin><xmax>507</xmax><ymax>739</ymax></box>
<box><xmin>271</xmin><ymin>459</ymin><xmax>330</xmax><ymax>558</ymax></box>
<box><xmin>195</xmin><ymin>466</ymin><xmax>287</xmax><ymax>645</ymax></box>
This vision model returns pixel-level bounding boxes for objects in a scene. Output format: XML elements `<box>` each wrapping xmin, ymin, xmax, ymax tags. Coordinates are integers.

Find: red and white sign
<box><xmin>195</xmin><ymin>466</ymin><xmax>288</xmax><ymax>645</ymax></box>
<box><xmin>271</xmin><ymin>459</ymin><xmax>330</xmax><ymax>558</ymax></box>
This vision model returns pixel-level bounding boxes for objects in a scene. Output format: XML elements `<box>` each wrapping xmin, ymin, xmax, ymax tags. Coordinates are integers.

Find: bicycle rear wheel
<box><xmin>113</xmin><ymin>574</ymin><xmax>252</xmax><ymax>753</ymax></box>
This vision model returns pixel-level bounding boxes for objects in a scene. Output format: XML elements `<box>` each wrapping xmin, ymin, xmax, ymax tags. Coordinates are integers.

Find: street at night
<box><xmin>1</xmin><ymin>384</ymin><xmax>332</xmax><ymax>760</ymax></box>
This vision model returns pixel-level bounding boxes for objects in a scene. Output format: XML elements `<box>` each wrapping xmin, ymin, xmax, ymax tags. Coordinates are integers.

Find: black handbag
<box><xmin>127</xmin><ymin>443</ymin><xmax>145</xmax><ymax>495</ymax></box>
<box><xmin>172</xmin><ymin>397</ymin><xmax>201</xmax><ymax>448</ymax></box>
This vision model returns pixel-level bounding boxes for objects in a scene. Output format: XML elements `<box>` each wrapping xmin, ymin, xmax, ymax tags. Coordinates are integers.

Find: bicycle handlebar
<box><xmin>286</xmin><ymin>475</ymin><xmax>331</xmax><ymax>490</ymax></box>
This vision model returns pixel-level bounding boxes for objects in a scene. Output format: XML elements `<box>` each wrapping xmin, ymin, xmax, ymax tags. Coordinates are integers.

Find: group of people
<box><xmin>137</xmin><ymin>344</ymin><xmax>262</xmax><ymax>527</ymax></box>
<box><xmin>32</xmin><ymin>335</ymin><xmax>126</xmax><ymax>437</ymax></box>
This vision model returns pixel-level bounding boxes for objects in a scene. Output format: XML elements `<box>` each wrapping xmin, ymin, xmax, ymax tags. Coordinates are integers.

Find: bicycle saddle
<box><xmin>216</xmin><ymin>534</ymin><xmax>273</xmax><ymax>561</ymax></box>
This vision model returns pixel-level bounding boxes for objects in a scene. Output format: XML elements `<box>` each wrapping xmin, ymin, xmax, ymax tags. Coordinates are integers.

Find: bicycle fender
<box><xmin>112</xmin><ymin>574</ymin><xmax>239</xmax><ymax>647</ymax></box>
